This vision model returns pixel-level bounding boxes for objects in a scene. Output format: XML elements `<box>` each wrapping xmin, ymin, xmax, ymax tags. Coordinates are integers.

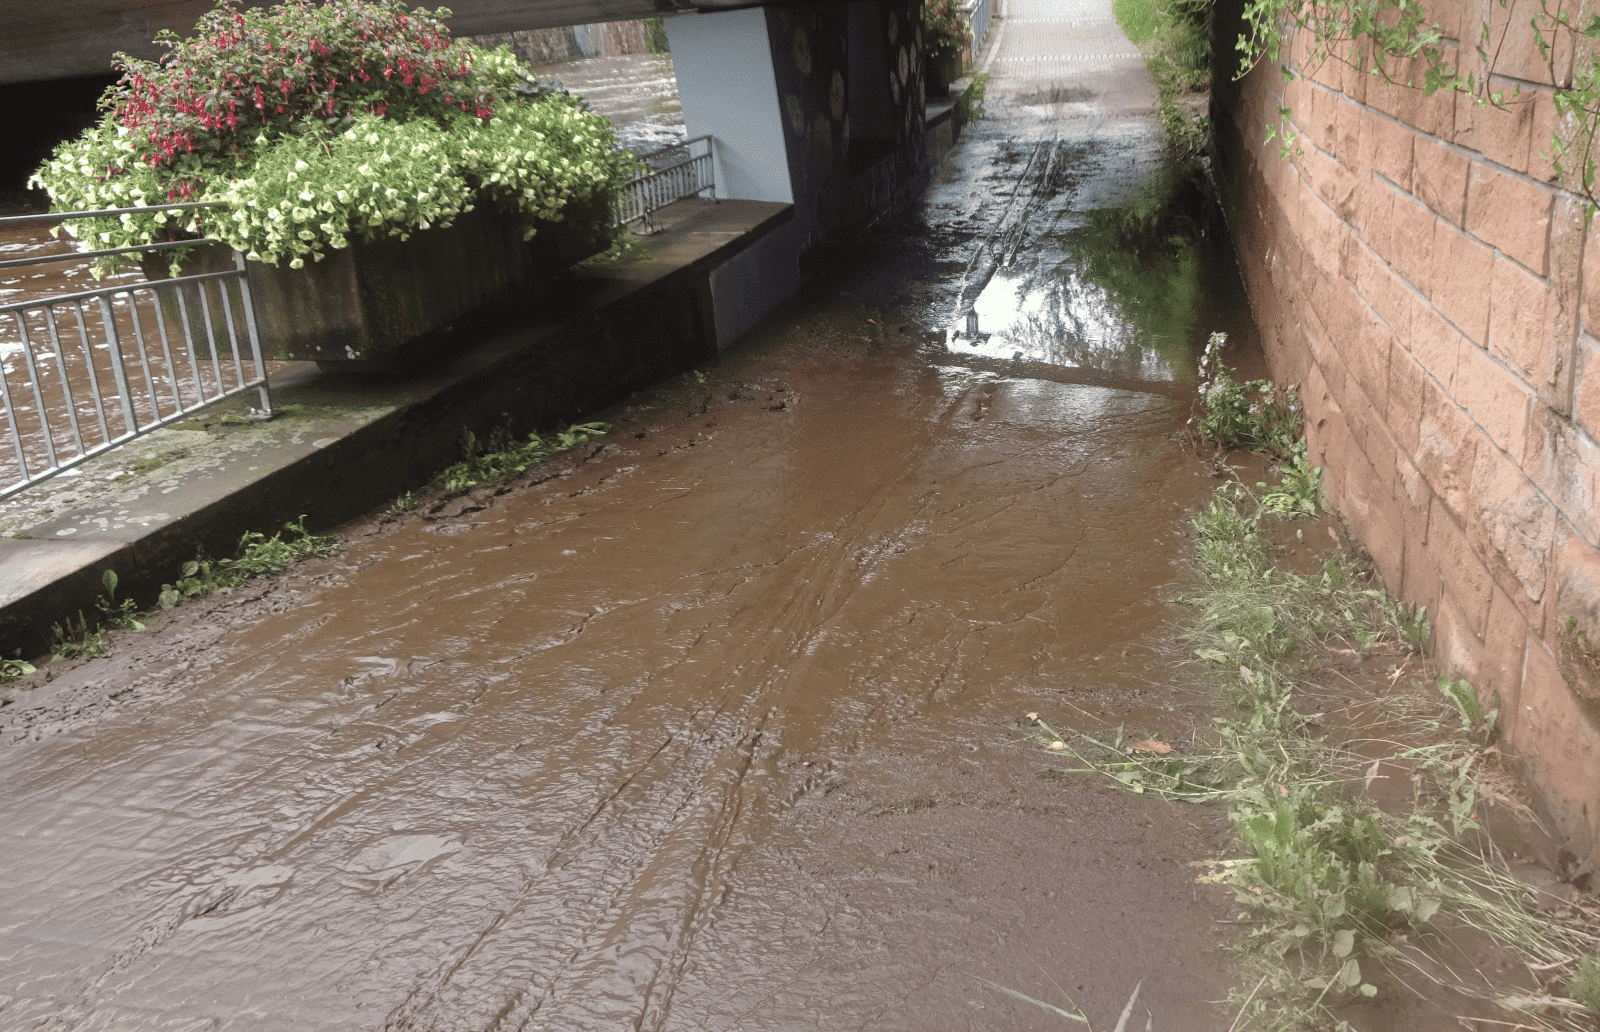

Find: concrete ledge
<box><xmin>0</xmin><ymin>198</ymin><xmax>793</xmax><ymax>655</ymax></box>
<box><xmin>926</xmin><ymin>76</ymin><xmax>977</xmax><ymax>167</ymax></box>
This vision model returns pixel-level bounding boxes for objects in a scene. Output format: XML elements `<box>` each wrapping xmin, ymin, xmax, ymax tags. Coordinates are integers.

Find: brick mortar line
<box><xmin>1264</xmin><ymin>145</ymin><xmax>1600</xmax><ymax>559</ymax></box>
<box><xmin>1366</xmin><ymin>167</ymin><xmax>1549</xmax><ymax>287</ymax></box>
<box><xmin>1282</xmin><ymin>73</ymin><xmax>1588</xmax><ymax>419</ymax></box>
<box><xmin>1293</xmin><ymin>73</ymin><xmax>1579</xmax><ymax>208</ymax></box>
<box><xmin>1289</xmin><ymin>43</ymin><xmax>1564</xmax><ymax>95</ymax></box>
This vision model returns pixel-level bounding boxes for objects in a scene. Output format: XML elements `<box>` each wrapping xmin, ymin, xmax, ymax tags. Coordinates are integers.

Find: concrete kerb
<box><xmin>0</xmin><ymin>199</ymin><xmax>793</xmax><ymax>658</ymax></box>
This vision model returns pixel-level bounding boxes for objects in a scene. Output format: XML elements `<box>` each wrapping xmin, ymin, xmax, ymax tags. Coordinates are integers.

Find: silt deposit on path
<box><xmin>0</xmin><ymin>5</ymin><xmax>1255</xmax><ymax>1030</ymax></box>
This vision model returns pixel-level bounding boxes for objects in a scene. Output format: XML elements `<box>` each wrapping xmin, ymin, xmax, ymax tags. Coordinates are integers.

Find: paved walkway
<box><xmin>984</xmin><ymin>0</ymin><xmax>1157</xmax><ymax>117</ymax></box>
<box><xmin>0</xmin><ymin>8</ymin><xmax>1242</xmax><ymax>1032</ymax></box>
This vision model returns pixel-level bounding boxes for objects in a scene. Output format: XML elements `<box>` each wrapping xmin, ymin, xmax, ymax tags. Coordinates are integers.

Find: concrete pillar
<box><xmin>663</xmin><ymin>8</ymin><xmax>795</xmax><ymax>204</ymax></box>
<box><xmin>848</xmin><ymin>0</ymin><xmax>898</xmax><ymax>144</ymax></box>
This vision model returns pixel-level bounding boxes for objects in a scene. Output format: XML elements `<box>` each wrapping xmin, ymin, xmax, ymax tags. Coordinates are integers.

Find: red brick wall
<box><xmin>1218</xmin><ymin>1</ymin><xmax>1600</xmax><ymax>858</ymax></box>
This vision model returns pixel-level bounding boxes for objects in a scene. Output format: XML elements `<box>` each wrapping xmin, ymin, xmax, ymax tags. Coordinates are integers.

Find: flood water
<box><xmin>0</xmin><ymin>225</ymin><xmax>265</xmax><ymax>493</ymax></box>
<box><xmin>0</xmin><ymin>3</ymin><xmax>1267</xmax><ymax>1029</ymax></box>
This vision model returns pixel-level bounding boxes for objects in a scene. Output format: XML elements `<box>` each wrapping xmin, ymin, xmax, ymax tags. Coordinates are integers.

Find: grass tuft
<box><xmin>1029</xmin><ymin>405</ymin><xmax>1598</xmax><ymax>1029</ymax></box>
<box><xmin>1113</xmin><ymin>0</ymin><xmax>1162</xmax><ymax>44</ymax></box>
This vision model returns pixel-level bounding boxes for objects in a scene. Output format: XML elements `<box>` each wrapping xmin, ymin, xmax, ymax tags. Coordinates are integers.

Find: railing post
<box><xmin>96</xmin><ymin>294</ymin><xmax>139</xmax><ymax>438</ymax></box>
<box><xmin>233</xmin><ymin>249</ymin><xmax>275</xmax><ymax>421</ymax></box>
<box><xmin>0</xmin><ymin>203</ymin><xmax>278</xmax><ymax>497</ymax></box>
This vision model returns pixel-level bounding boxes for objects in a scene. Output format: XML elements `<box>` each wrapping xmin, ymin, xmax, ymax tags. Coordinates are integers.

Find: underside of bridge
<box><xmin>4</xmin><ymin>0</ymin><xmax>808</xmax><ymax>85</ymax></box>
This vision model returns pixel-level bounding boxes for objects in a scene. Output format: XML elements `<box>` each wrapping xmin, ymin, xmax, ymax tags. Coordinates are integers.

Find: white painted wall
<box><xmin>663</xmin><ymin>9</ymin><xmax>794</xmax><ymax>204</ymax></box>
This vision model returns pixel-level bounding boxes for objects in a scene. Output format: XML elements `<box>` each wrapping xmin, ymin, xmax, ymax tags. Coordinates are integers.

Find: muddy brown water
<box><xmin>0</xmin><ymin>19</ymin><xmax>1283</xmax><ymax>1032</ymax></box>
<box><xmin>0</xmin><ymin>332</ymin><xmax>1238</xmax><ymax>1031</ymax></box>
<box><xmin>0</xmin><ymin>167</ymin><xmax>1250</xmax><ymax>1032</ymax></box>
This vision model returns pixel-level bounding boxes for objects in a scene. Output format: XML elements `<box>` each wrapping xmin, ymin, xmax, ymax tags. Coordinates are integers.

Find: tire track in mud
<box><xmin>374</xmin><ymin>387</ymin><xmax>973</xmax><ymax>1030</ymax></box>
<box><xmin>945</xmin><ymin>129</ymin><xmax>1096</xmax><ymax>332</ymax></box>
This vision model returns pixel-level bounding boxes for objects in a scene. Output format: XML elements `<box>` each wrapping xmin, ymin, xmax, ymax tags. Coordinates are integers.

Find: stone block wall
<box><xmin>1214</xmin><ymin>0</ymin><xmax>1600</xmax><ymax>857</ymax></box>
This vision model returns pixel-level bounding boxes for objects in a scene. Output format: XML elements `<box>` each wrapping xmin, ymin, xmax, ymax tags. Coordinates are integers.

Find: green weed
<box><xmin>1571</xmin><ymin>955</ymin><xmax>1600</xmax><ymax>1012</ymax></box>
<box><xmin>159</xmin><ymin>518</ymin><xmax>338</xmax><ymax>608</ymax></box>
<box><xmin>95</xmin><ymin>569</ymin><xmax>145</xmax><ymax>631</ymax></box>
<box><xmin>435</xmin><ymin>422</ymin><xmax>609</xmax><ymax>495</ymax></box>
<box><xmin>1258</xmin><ymin>441</ymin><xmax>1322</xmax><ymax>518</ymax></box>
<box><xmin>0</xmin><ymin>655</ymin><xmax>35</xmax><ymax>683</ymax></box>
<box><xmin>49</xmin><ymin>569</ymin><xmax>145</xmax><ymax>662</ymax></box>
<box><xmin>50</xmin><ymin>617</ymin><xmax>109</xmax><ymax>662</ymax></box>
<box><xmin>1035</xmin><ymin>482</ymin><xmax>1600</xmax><ymax>1029</ymax></box>
<box><xmin>959</xmin><ymin>72</ymin><xmax>989</xmax><ymax>121</ymax></box>
<box><xmin>1194</xmin><ymin>333</ymin><xmax>1302</xmax><ymax>457</ymax></box>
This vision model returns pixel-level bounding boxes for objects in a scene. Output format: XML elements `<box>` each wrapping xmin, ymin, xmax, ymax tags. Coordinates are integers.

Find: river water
<box><xmin>0</xmin><ymin>4</ymin><xmax>1268</xmax><ymax>1029</ymax></box>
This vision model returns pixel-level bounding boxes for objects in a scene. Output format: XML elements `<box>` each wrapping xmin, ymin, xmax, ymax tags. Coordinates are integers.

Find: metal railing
<box><xmin>0</xmin><ymin>203</ymin><xmax>274</xmax><ymax>500</ymax></box>
<box><xmin>966</xmin><ymin>0</ymin><xmax>993</xmax><ymax>52</ymax></box>
<box><xmin>616</xmin><ymin>135</ymin><xmax>715</xmax><ymax>234</ymax></box>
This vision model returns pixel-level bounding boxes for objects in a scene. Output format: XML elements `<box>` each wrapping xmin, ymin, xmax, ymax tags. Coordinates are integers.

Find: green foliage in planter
<box><xmin>31</xmin><ymin>0</ymin><xmax>635</xmax><ymax>272</ymax></box>
<box><xmin>921</xmin><ymin>0</ymin><xmax>973</xmax><ymax>57</ymax></box>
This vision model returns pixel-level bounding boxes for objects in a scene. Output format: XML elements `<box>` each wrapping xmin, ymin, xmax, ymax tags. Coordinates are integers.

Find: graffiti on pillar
<box><xmin>766</xmin><ymin>0</ymin><xmax>929</xmax><ymax>251</ymax></box>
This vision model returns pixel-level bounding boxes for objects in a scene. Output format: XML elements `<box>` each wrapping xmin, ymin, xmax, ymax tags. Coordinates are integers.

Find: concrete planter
<box><xmin>925</xmin><ymin>50</ymin><xmax>962</xmax><ymax>99</ymax></box>
<box><xmin>144</xmin><ymin>197</ymin><xmax>611</xmax><ymax>371</ymax></box>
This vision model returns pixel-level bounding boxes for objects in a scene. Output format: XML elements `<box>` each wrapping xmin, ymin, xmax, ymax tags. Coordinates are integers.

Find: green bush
<box><xmin>31</xmin><ymin>0</ymin><xmax>635</xmax><ymax>273</ymax></box>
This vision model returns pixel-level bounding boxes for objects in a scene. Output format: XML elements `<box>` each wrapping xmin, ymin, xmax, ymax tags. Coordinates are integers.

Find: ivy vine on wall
<box><xmin>1236</xmin><ymin>0</ymin><xmax>1600</xmax><ymax>214</ymax></box>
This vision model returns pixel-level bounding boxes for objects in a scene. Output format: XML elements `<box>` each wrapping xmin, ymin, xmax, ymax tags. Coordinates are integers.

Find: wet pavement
<box><xmin>0</xmin><ymin>3</ymin><xmax>1255</xmax><ymax>1030</ymax></box>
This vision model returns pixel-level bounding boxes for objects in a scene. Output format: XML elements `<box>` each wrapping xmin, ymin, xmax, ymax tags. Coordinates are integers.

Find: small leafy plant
<box><xmin>159</xmin><ymin>517</ymin><xmax>338</xmax><ymax>607</ymax></box>
<box><xmin>0</xmin><ymin>655</ymin><xmax>36</xmax><ymax>684</ymax></box>
<box><xmin>1194</xmin><ymin>334</ymin><xmax>1301</xmax><ymax>457</ymax></box>
<box><xmin>49</xmin><ymin>569</ymin><xmax>145</xmax><ymax>661</ymax></box>
<box><xmin>1258</xmin><ymin>440</ymin><xmax>1322</xmax><ymax>518</ymax></box>
<box><xmin>50</xmin><ymin>617</ymin><xmax>110</xmax><ymax>663</ymax></box>
<box><xmin>435</xmin><ymin>421</ymin><xmax>609</xmax><ymax>494</ymax></box>
<box><xmin>96</xmin><ymin>570</ymin><xmax>146</xmax><ymax>631</ymax></box>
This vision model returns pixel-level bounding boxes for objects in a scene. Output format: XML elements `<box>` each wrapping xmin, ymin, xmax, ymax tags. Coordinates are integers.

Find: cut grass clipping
<box><xmin>1021</xmin><ymin>356</ymin><xmax>1600</xmax><ymax>1030</ymax></box>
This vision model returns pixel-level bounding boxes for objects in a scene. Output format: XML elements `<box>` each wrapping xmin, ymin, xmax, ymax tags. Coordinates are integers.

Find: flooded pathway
<box><xmin>1</xmin><ymin>4</ymin><xmax>1250</xmax><ymax>1031</ymax></box>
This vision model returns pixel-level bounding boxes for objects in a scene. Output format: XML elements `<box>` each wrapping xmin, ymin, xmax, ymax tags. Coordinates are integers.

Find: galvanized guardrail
<box><xmin>966</xmin><ymin>0</ymin><xmax>993</xmax><ymax>52</ymax></box>
<box><xmin>0</xmin><ymin>202</ymin><xmax>274</xmax><ymax>500</ymax></box>
<box><xmin>616</xmin><ymin>135</ymin><xmax>715</xmax><ymax>233</ymax></box>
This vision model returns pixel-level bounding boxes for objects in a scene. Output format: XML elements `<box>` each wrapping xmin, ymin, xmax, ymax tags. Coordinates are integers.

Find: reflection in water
<box><xmin>947</xmin><ymin>163</ymin><xmax>1238</xmax><ymax>385</ymax></box>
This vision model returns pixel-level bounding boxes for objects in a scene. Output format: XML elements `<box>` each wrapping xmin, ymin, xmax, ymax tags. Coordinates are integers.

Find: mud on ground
<box><xmin>0</xmin><ymin>296</ymin><xmax>1247</xmax><ymax>1030</ymax></box>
